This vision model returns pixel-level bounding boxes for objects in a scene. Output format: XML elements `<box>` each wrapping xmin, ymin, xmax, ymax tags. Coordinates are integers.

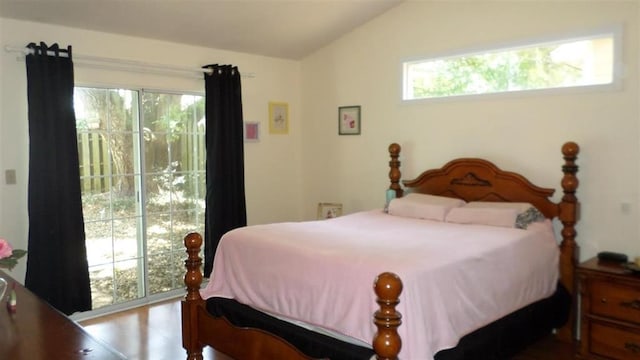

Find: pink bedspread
<box><xmin>201</xmin><ymin>210</ymin><xmax>559</xmax><ymax>360</ymax></box>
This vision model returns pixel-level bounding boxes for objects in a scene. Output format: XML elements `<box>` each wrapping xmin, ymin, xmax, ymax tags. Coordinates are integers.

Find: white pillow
<box><xmin>463</xmin><ymin>201</ymin><xmax>533</xmax><ymax>213</ymax></box>
<box><xmin>445</xmin><ymin>207</ymin><xmax>520</xmax><ymax>228</ymax></box>
<box><xmin>454</xmin><ymin>202</ymin><xmax>547</xmax><ymax>229</ymax></box>
<box><xmin>388</xmin><ymin>193</ymin><xmax>465</xmax><ymax>221</ymax></box>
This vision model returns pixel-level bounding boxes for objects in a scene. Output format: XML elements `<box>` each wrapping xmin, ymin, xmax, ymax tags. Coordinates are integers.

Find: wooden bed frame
<box><xmin>182</xmin><ymin>141</ymin><xmax>580</xmax><ymax>360</ymax></box>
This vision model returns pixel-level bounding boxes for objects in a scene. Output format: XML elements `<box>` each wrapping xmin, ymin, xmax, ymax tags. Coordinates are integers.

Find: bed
<box><xmin>182</xmin><ymin>141</ymin><xmax>580</xmax><ymax>360</ymax></box>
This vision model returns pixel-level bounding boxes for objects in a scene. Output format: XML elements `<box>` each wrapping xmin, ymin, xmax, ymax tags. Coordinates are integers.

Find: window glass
<box><xmin>403</xmin><ymin>31</ymin><xmax>617</xmax><ymax>100</ymax></box>
<box><xmin>76</xmin><ymin>87</ymin><xmax>205</xmax><ymax>310</ymax></box>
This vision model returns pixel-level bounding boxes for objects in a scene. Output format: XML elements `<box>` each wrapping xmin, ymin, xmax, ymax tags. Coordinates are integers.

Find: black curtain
<box><xmin>24</xmin><ymin>42</ymin><xmax>92</xmax><ymax>315</ymax></box>
<box><xmin>203</xmin><ymin>65</ymin><xmax>247</xmax><ymax>275</ymax></box>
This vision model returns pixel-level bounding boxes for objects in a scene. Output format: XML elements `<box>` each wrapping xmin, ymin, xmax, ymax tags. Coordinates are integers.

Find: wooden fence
<box><xmin>77</xmin><ymin>129</ymin><xmax>206</xmax><ymax>194</ymax></box>
<box><xmin>78</xmin><ymin>132</ymin><xmax>110</xmax><ymax>193</ymax></box>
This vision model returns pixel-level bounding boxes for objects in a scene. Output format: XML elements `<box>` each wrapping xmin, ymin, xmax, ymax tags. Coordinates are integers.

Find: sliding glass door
<box><xmin>75</xmin><ymin>87</ymin><xmax>205</xmax><ymax>310</ymax></box>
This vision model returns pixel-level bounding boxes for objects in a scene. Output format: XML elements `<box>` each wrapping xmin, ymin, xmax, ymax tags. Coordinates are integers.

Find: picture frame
<box><xmin>338</xmin><ymin>105</ymin><xmax>361</xmax><ymax>135</ymax></box>
<box><xmin>317</xmin><ymin>202</ymin><xmax>343</xmax><ymax>220</ymax></box>
<box><xmin>243</xmin><ymin>122</ymin><xmax>260</xmax><ymax>142</ymax></box>
<box><xmin>268</xmin><ymin>102</ymin><xmax>289</xmax><ymax>134</ymax></box>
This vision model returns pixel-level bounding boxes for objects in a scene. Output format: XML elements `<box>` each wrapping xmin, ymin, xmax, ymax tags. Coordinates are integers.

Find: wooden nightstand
<box><xmin>577</xmin><ymin>257</ymin><xmax>640</xmax><ymax>359</ymax></box>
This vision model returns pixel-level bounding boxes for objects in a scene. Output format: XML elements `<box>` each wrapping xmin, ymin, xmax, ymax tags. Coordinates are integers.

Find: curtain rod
<box><xmin>4</xmin><ymin>45</ymin><xmax>256</xmax><ymax>78</ymax></box>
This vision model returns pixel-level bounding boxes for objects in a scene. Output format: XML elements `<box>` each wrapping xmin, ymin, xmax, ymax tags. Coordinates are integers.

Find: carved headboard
<box><xmin>387</xmin><ymin>142</ymin><xmax>579</xmax><ymax>220</ymax></box>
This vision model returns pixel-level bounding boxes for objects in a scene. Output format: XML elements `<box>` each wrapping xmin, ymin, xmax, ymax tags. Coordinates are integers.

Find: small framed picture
<box><xmin>338</xmin><ymin>105</ymin><xmax>361</xmax><ymax>135</ymax></box>
<box><xmin>244</xmin><ymin>122</ymin><xmax>260</xmax><ymax>142</ymax></box>
<box><xmin>269</xmin><ymin>102</ymin><xmax>289</xmax><ymax>134</ymax></box>
<box><xmin>317</xmin><ymin>202</ymin><xmax>343</xmax><ymax>220</ymax></box>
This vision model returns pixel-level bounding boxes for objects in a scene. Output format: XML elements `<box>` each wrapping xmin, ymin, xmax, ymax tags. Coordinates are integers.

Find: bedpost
<box><xmin>557</xmin><ymin>141</ymin><xmax>580</xmax><ymax>343</ymax></box>
<box><xmin>373</xmin><ymin>272</ymin><xmax>403</xmax><ymax>360</ymax></box>
<box><xmin>182</xmin><ymin>232</ymin><xmax>206</xmax><ymax>360</ymax></box>
<box><xmin>389</xmin><ymin>143</ymin><xmax>403</xmax><ymax>198</ymax></box>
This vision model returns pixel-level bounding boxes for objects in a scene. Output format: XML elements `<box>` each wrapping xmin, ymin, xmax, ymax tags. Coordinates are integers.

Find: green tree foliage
<box><xmin>76</xmin><ymin>89</ymin><xmax>204</xmax><ymax>198</ymax></box>
<box><xmin>141</xmin><ymin>93</ymin><xmax>205</xmax><ymax>198</ymax></box>
<box><xmin>412</xmin><ymin>46</ymin><xmax>582</xmax><ymax>98</ymax></box>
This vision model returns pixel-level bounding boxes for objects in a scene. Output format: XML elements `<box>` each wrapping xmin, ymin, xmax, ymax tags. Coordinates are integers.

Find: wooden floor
<box><xmin>80</xmin><ymin>298</ymin><xmax>230</xmax><ymax>360</ymax></box>
<box><xmin>80</xmin><ymin>298</ymin><xmax>575</xmax><ymax>360</ymax></box>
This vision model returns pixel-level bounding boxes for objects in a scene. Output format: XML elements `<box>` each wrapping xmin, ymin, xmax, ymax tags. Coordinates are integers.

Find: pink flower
<box><xmin>0</xmin><ymin>239</ymin><xmax>13</xmax><ymax>259</ymax></box>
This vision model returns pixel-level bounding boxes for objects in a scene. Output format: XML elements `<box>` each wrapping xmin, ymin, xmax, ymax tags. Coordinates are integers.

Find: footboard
<box><xmin>182</xmin><ymin>232</ymin><xmax>403</xmax><ymax>360</ymax></box>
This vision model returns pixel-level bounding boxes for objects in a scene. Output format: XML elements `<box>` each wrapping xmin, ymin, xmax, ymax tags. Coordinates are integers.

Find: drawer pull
<box><xmin>620</xmin><ymin>299</ymin><xmax>640</xmax><ymax>310</ymax></box>
<box><xmin>601</xmin><ymin>298</ymin><xmax>608</xmax><ymax>304</ymax></box>
<box><xmin>625</xmin><ymin>342</ymin><xmax>640</xmax><ymax>353</ymax></box>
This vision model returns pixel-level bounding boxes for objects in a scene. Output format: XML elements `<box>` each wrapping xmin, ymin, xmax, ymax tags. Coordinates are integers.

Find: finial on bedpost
<box><xmin>183</xmin><ymin>232</ymin><xmax>205</xmax><ymax>360</ymax></box>
<box><xmin>389</xmin><ymin>143</ymin><xmax>403</xmax><ymax>198</ymax></box>
<box><xmin>184</xmin><ymin>232</ymin><xmax>204</xmax><ymax>301</ymax></box>
<box><xmin>558</xmin><ymin>141</ymin><xmax>580</xmax><ymax>343</ymax></box>
<box><xmin>373</xmin><ymin>272</ymin><xmax>403</xmax><ymax>360</ymax></box>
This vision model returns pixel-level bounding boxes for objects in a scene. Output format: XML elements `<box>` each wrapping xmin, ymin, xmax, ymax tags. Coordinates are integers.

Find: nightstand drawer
<box><xmin>590</xmin><ymin>321</ymin><xmax>640</xmax><ymax>360</ymax></box>
<box><xmin>590</xmin><ymin>279</ymin><xmax>640</xmax><ymax>324</ymax></box>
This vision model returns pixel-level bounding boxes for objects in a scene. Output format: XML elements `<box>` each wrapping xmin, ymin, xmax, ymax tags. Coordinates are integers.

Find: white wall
<box><xmin>0</xmin><ymin>18</ymin><xmax>303</xmax><ymax>282</ymax></box>
<box><xmin>300</xmin><ymin>1</ymin><xmax>640</xmax><ymax>262</ymax></box>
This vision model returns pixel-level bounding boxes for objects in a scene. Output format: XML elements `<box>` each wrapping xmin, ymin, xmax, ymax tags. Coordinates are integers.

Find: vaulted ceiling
<box><xmin>0</xmin><ymin>0</ymin><xmax>403</xmax><ymax>59</ymax></box>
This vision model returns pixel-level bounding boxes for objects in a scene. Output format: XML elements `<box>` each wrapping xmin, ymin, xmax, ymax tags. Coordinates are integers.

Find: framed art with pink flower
<box><xmin>317</xmin><ymin>202</ymin><xmax>343</xmax><ymax>220</ymax></box>
<box><xmin>338</xmin><ymin>105</ymin><xmax>361</xmax><ymax>135</ymax></box>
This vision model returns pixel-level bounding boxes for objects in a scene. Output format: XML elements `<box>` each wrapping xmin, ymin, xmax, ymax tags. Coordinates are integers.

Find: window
<box><xmin>75</xmin><ymin>87</ymin><xmax>205</xmax><ymax>310</ymax></box>
<box><xmin>403</xmin><ymin>30</ymin><xmax>618</xmax><ymax>100</ymax></box>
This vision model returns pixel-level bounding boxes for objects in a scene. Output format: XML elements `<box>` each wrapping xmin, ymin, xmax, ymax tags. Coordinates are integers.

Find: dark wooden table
<box><xmin>0</xmin><ymin>271</ymin><xmax>126</xmax><ymax>359</ymax></box>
